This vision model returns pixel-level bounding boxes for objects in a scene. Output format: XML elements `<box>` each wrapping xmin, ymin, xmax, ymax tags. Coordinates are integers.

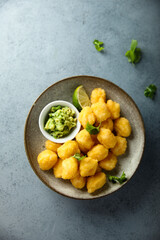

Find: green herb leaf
<box><xmin>108</xmin><ymin>172</ymin><xmax>127</xmax><ymax>184</ymax></box>
<box><xmin>144</xmin><ymin>84</ymin><xmax>157</xmax><ymax>99</ymax></box>
<box><xmin>130</xmin><ymin>39</ymin><xmax>137</xmax><ymax>52</ymax></box>
<box><xmin>85</xmin><ymin>122</ymin><xmax>100</xmax><ymax>135</ymax></box>
<box><xmin>93</xmin><ymin>39</ymin><xmax>104</xmax><ymax>51</ymax></box>
<box><xmin>73</xmin><ymin>153</ymin><xmax>86</xmax><ymax>161</ymax></box>
<box><xmin>125</xmin><ymin>40</ymin><xmax>142</xmax><ymax>64</ymax></box>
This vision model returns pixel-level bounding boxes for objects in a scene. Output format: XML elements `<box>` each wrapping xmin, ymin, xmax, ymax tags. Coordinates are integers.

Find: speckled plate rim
<box><xmin>24</xmin><ymin>75</ymin><xmax>145</xmax><ymax>200</ymax></box>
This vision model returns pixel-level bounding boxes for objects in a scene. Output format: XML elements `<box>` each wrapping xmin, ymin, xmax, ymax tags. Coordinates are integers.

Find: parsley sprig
<box><xmin>93</xmin><ymin>40</ymin><xmax>104</xmax><ymax>51</ymax></box>
<box><xmin>125</xmin><ymin>39</ymin><xmax>141</xmax><ymax>64</ymax></box>
<box><xmin>86</xmin><ymin>122</ymin><xmax>100</xmax><ymax>135</ymax></box>
<box><xmin>73</xmin><ymin>153</ymin><xmax>86</xmax><ymax>161</ymax></box>
<box><xmin>144</xmin><ymin>84</ymin><xmax>157</xmax><ymax>99</ymax></box>
<box><xmin>108</xmin><ymin>172</ymin><xmax>127</xmax><ymax>184</ymax></box>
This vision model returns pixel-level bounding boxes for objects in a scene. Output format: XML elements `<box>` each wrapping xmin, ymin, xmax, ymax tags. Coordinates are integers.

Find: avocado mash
<box><xmin>44</xmin><ymin>105</ymin><xmax>77</xmax><ymax>138</ymax></box>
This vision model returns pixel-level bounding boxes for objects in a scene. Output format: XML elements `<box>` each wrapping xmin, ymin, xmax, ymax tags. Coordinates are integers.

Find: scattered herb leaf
<box><xmin>73</xmin><ymin>153</ymin><xmax>86</xmax><ymax>161</ymax></box>
<box><xmin>93</xmin><ymin>40</ymin><xmax>104</xmax><ymax>51</ymax></box>
<box><xmin>144</xmin><ymin>84</ymin><xmax>157</xmax><ymax>99</ymax></box>
<box><xmin>108</xmin><ymin>172</ymin><xmax>127</xmax><ymax>184</ymax></box>
<box><xmin>125</xmin><ymin>40</ymin><xmax>141</xmax><ymax>64</ymax></box>
<box><xmin>86</xmin><ymin>122</ymin><xmax>100</xmax><ymax>135</ymax></box>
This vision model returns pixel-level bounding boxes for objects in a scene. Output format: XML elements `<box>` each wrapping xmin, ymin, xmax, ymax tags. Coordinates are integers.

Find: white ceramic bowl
<box><xmin>39</xmin><ymin>100</ymin><xmax>81</xmax><ymax>143</ymax></box>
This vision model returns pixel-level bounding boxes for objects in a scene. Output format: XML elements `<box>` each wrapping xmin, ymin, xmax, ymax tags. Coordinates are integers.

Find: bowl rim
<box><xmin>24</xmin><ymin>75</ymin><xmax>145</xmax><ymax>200</ymax></box>
<box><xmin>38</xmin><ymin>100</ymin><xmax>81</xmax><ymax>143</ymax></box>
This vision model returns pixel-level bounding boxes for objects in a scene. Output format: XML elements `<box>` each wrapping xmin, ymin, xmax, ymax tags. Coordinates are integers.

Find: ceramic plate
<box><xmin>24</xmin><ymin>76</ymin><xmax>145</xmax><ymax>199</ymax></box>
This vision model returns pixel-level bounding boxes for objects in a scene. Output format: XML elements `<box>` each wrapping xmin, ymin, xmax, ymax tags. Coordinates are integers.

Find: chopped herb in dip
<box><xmin>44</xmin><ymin>105</ymin><xmax>77</xmax><ymax>138</ymax></box>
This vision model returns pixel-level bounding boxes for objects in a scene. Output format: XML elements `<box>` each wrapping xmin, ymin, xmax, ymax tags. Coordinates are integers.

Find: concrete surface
<box><xmin>0</xmin><ymin>0</ymin><xmax>160</xmax><ymax>239</ymax></box>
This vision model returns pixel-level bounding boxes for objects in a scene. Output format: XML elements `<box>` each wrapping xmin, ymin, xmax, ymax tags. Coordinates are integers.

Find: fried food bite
<box><xmin>97</xmin><ymin>128</ymin><xmax>117</xmax><ymax>149</ymax></box>
<box><xmin>87</xmin><ymin>144</ymin><xmax>108</xmax><ymax>161</ymax></box>
<box><xmin>87</xmin><ymin>172</ymin><xmax>107</xmax><ymax>193</ymax></box>
<box><xmin>76</xmin><ymin>129</ymin><xmax>94</xmax><ymax>153</ymax></box>
<box><xmin>37</xmin><ymin>149</ymin><xmax>57</xmax><ymax>170</ymax></box>
<box><xmin>99</xmin><ymin>152</ymin><xmax>117</xmax><ymax>171</ymax></box>
<box><xmin>111</xmin><ymin>136</ymin><xmax>127</xmax><ymax>156</ymax></box>
<box><xmin>53</xmin><ymin>158</ymin><xmax>63</xmax><ymax>178</ymax></box>
<box><xmin>79</xmin><ymin>157</ymin><xmax>98</xmax><ymax>177</ymax></box>
<box><xmin>100</xmin><ymin>118</ymin><xmax>113</xmax><ymax>131</ymax></box>
<box><xmin>70</xmin><ymin>173</ymin><xmax>86</xmax><ymax>189</ymax></box>
<box><xmin>45</xmin><ymin>140</ymin><xmax>62</xmax><ymax>153</ymax></box>
<box><xmin>78</xmin><ymin>106</ymin><xmax>96</xmax><ymax>128</ymax></box>
<box><xmin>114</xmin><ymin>117</ymin><xmax>131</xmax><ymax>137</ymax></box>
<box><xmin>62</xmin><ymin>157</ymin><xmax>78</xmax><ymax>179</ymax></box>
<box><xmin>91</xmin><ymin>100</ymin><xmax>111</xmax><ymax>123</ymax></box>
<box><xmin>90</xmin><ymin>88</ymin><xmax>106</xmax><ymax>104</ymax></box>
<box><xmin>106</xmin><ymin>99</ymin><xmax>120</xmax><ymax>120</ymax></box>
<box><xmin>57</xmin><ymin>140</ymin><xmax>80</xmax><ymax>160</ymax></box>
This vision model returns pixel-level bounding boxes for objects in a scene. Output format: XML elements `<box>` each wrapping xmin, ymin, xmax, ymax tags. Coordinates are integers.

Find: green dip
<box><xmin>44</xmin><ymin>105</ymin><xmax>77</xmax><ymax>138</ymax></box>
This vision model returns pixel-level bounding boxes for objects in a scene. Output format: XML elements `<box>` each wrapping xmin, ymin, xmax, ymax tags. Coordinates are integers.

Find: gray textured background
<box><xmin>0</xmin><ymin>0</ymin><xmax>160</xmax><ymax>239</ymax></box>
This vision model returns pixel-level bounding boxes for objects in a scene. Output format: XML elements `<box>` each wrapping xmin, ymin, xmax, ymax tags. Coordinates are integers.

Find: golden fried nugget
<box><xmin>45</xmin><ymin>140</ymin><xmax>61</xmax><ymax>153</ymax></box>
<box><xmin>111</xmin><ymin>136</ymin><xmax>127</xmax><ymax>156</ymax></box>
<box><xmin>91</xmin><ymin>101</ymin><xmax>111</xmax><ymax>123</ymax></box>
<box><xmin>87</xmin><ymin>144</ymin><xmax>108</xmax><ymax>161</ymax></box>
<box><xmin>79</xmin><ymin>157</ymin><xmax>98</xmax><ymax>177</ymax></box>
<box><xmin>57</xmin><ymin>140</ymin><xmax>80</xmax><ymax>160</ymax></box>
<box><xmin>78</xmin><ymin>106</ymin><xmax>96</xmax><ymax>128</ymax></box>
<box><xmin>114</xmin><ymin>117</ymin><xmax>131</xmax><ymax>137</ymax></box>
<box><xmin>97</xmin><ymin>128</ymin><xmax>117</xmax><ymax>149</ymax></box>
<box><xmin>101</xmin><ymin>118</ymin><xmax>113</xmax><ymax>131</ymax></box>
<box><xmin>70</xmin><ymin>173</ymin><xmax>86</xmax><ymax>189</ymax></box>
<box><xmin>76</xmin><ymin>129</ymin><xmax>94</xmax><ymax>153</ymax></box>
<box><xmin>87</xmin><ymin>172</ymin><xmax>107</xmax><ymax>193</ymax></box>
<box><xmin>99</xmin><ymin>152</ymin><xmax>117</xmax><ymax>171</ymax></box>
<box><xmin>106</xmin><ymin>100</ymin><xmax>120</xmax><ymax>120</ymax></box>
<box><xmin>37</xmin><ymin>149</ymin><xmax>57</xmax><ymax>170</ymax></box>
<box><xmin>62</xmin><ymin>157</ymin><xmax>78</xmax><ymax>179</ymax></box>
<box><xmin>90</xmin><ymin>88</ymin><xmax>106</xmax><ymax>104</ymax></box>
<box><xmin>53</xmin><ymin>158</ymin><xmax>63</xmax><ymax>178</ymax></box>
